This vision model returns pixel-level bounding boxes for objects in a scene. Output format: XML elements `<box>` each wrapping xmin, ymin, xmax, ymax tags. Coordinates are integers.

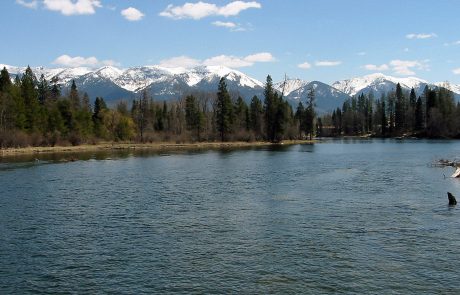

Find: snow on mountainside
<box><xmin>332</xmin><ymin>73</ymin><xmax>429</xmax><ymax>97</ymax></box>
<box><xmin>275</xmin><ymin>79</ymin><xmax>350</xmax><ymax>113</ymax></box>
<box><xmin>435</xmin><ymin>81</ymin><xmax>460</xmax><ymax>94</ymax></box>
<box><xmin>274</xmin><ymin>79</ymin><xmax>310</xmax><ymax>96</ymax></box>
<box><xmin>2</xmin><ymin>63</ymin><xmax>460</xmax><ymax>111</ymax></box>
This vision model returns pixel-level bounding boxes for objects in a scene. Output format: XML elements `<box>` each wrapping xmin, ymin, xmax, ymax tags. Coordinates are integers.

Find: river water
<box><xmin>1</xmin><ymin>139</ymin><xmax>460</xmax><ymax>294</ymax></box>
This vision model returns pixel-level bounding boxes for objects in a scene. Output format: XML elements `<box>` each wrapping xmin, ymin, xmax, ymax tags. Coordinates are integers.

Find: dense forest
<box><xmin>319</xmin><ymin>83</ymin><xmax>460</xmax><ymax>138</ymax></box>
<box><xmin>1</xmin><ymin>66</ymin><xmax>459</xmax><ymax>148</ymax></box>
<box><xmin>0</xmin><ymin>66</ymin><xmax>314</xmax><ymax>148</ymax></box>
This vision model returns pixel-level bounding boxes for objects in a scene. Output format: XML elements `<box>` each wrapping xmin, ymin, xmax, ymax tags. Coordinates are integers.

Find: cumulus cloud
<box><xmin>244</xmin><ymin>52</ymin><xmax>274</xmax><ymax>63</ymax></box>
<box><xmin>160</xmin><ymin>1</ymin><xmax>261</xmax><ymax>20</ymax></box>
<box><xmin>390</xmin><ymin>59</ymin><xmax>429</xmax><ymax>76</ymax></box>
<box><xmin>53</xmin><ymin>54</ymin><xmax>118</xmax><ymax>68</ymax></box>
<box><xmin>406</xmin><ymin>33</ymin><xmax>437</xmax><ymax>40</ymax></box>
<box><xmin>453</xmin><ymin>68</ymin><xmax>460</xmax><ymax>75</ymax></box>
<box><xmin>43</xmin><ymin>0</ymin><xmax>102</xmax><ymax>15</ymax></box>
<box><xmin>203</xmin><ymin>55</ymin><xmax>252</xmax><ymax>68</ymax></box>
<box><xmin>158</xmin><ymin>52</ymin><xmax>274</xmax><ymax>69</ymax></box>
<box><xmin>298</xmin><ymin>62</ymin><xmax>312</xmax><ymax>69</ymax></box>
<box><xmin>363</xmin><ymin>64</ymin><xmax>389</xmax><ymax>71</ymax></box>
<box><xmin>16</xmin><ymin>0</ymin><xmax>38</xmax><ymax>9</ymax></box>
<box><xmin>158</xmin><ymin>56</ymin><xmax>201</xmax><ymax>68</ymax></box>
<box><xmin>121</xmin><ymin>7</ymin><xmax>145</xmax><ymax>21</ymax></box>
<box><xmin>315</xmin><ymin>60</ymin><xmax>342</xmax><ymax>67</ymax></box>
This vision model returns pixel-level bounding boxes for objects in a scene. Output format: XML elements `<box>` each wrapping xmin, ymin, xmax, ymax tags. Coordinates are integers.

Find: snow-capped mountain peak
<box><xmin>93</xmin><ymin>66</ymin><xmax>124</xmax><ymax>80</ymax></box>
<box><xmin>332</xmin><ymin>73</ymin><xmax>430</xmax><ymax>97</ymax></box>
<box><xmin>274</xmin><ymin>78</ymin><xmax>311</xmax><ymax>96</ymax></box>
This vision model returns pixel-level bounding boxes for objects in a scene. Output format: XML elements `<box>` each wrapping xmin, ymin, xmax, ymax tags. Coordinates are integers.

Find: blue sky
<box><xmin>2</xmin><ymin>0</ymin><xmax>460</xmax><ymax>83</ymax></box>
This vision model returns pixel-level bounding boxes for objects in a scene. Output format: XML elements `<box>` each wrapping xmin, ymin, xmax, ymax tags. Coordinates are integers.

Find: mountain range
<box><xmin>2</xmin><ymin>64</ymin><xmax>459</xmax><ymax>113</ymax></box>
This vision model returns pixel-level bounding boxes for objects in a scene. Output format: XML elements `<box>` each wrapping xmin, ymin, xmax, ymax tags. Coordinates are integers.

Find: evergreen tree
<box><xmin>215</xmin><ymin>78</ymin><xmax>233</xmax><ymax>141</ymax></box>
<box><xmin>234</xmin><ymin>96</ymin><xmax>248</xmax><ymax>130</ymax></box>
<box><xmin>264</xmin><ymin>75</ymin><xmax>276</xmax><ymax>141</ymax></box>
<box><xmin>380</xmin><ymin>97</ymin><xmax>387</xmax><ymax>136</ymax></box>
<box><xmin>50</xmin><ymin>77</ymin><xmax>61</xmax><ymax>102</ymax></box>
<box><xmin>295</xmin><ymin>101</ymin><xmax>305</xmax><ymax>137</ymax></box>
<box><xmin>395</xmin><ymin>83</ymin><xmax>405</xmax><ymax>133</ymax></box>
<box><xmin>249</xmin><ymin>95</ymin><xmax>263</xmax><ymax>139</ymax></box>
<box><xmin>185</xmin><ymin>94</ymin><xmax>204</xmax><ymax>140</ymax></box>
<box><xmin>69</xmin><ymin>80</ymin><xmax>80</xmax><ymax>110</ymax></box>
<box><xmin>415</xmin><ymin>96</ymin><xmax>424</xmax><ymax>132</ymax></box>
<box><xmin>37</xmin><ymin>74</ymin><xmax>49</xmax><ymax>105</ymax></box>
<box><xmin>305</xmin><ymin>85</ymin><xmax>316</xmax><ymax>139</ymax></box>
<box><xmin>0</xmin><ymin>67</ymin><xmax>12</xmax><ymax>92</ymax></box>
<box><xmin>93</xmin><ymin>97</ymin><xmax>107</xmax><ymax>138</ymax></box>
<box><xmin>21</xmin><ymin>66</ymin><xmax>40</xmax><ymax>131</ymax></box>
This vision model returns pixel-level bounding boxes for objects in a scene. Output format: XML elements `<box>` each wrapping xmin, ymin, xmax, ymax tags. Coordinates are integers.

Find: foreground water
<box><xmin>1</xmin><ymin>139</ymin><xmax>460</xmax><ymax>294</ymax></box>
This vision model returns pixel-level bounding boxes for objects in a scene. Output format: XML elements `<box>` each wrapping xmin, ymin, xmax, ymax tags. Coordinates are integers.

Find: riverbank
<box><xmin>0</xmin><ymin>140</ymin><xmax>315</xmax><ymax>158</ymax></box>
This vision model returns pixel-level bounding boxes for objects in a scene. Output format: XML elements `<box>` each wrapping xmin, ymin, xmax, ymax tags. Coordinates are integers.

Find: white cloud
<box><xmin>404</xmin><ymin>48</ymin><xmax>410</xmax><ymax>52</ymax></box>
<box><xmin>212</xmin><ymin>21</ymin><xmax>249</xmax><ymax>32</ymax></box>
<box><xmin>363</xmin><ymin>64</ymin><xmax>389</xmax><ymax>71</ymax></box>
<box><xmin>16</xmin><ymin>0</ymin><xmax>38</xmax><ymax>9</ymax></box>
<box><xmin>298</xmin><ymin>62</ymin><xmax>312</xmax><ymax>69</ymax></box>
<box><xmin>52</xmin><ymin>54</ymin><xmax>118</xmax><ymax>68</ymax></box>
<box><xmin>390</xmin><ymin>59</ymin><xmax>429</xmax><ymax>76</ymax></box>
<box><xmin>218</xmin><ymin>1</ymin><xmax>261</xmax><ymax>17</ymax></box>
<box><xmin>453</xmin><ymin>68</ymin><xmax>460</xmax><ymax>75</ymax></box>
<box><xmin>121</xmin><ymin>7</ymin><xmax>145</xmax><ymax>21</ymax></box>
<box><xmin>244</xmin><ymin>52</ymin><xmax>274</xmax><ymax>63</ymax></box>
<box><xmin>158</xmin><ymin>56</ymin><xmax>201</xmax><ymax>68</ymax></box>
<box><xmin>212</xmin><ymin>21</ymin><xmax>237</xmax><ymax>28</ymax></box>
<box><xmin>157</xmin><ymin>52</ymin><xmax>274</xmax><ymax>69</ymax></box>
<box><xmin>43</xmin><ymin>0</ymin><xmax>101</xmax><ymax>15</ymax></box>
<box><xmin>160</xmin><ymin>1</ymin><xmax>261</xmax><ymax>20</ymax></box>
<box><xmin>406</xmin><ymin>33</ymin><xmax>437</xmax><ymax>39</ymax></box>
<box><xmin>315</xmin><ymin>60</ymin><xmax>342</xmax><ymax>67</ymax></box>
<box><xmin>203</xmin><ymin>55</ymin><xmax>252</xmax><ymax>68</ymax></box>
<box><xmin>357</xmin><ymin>52</ymin><xmax>366</xmax><ymax>56</ymax></box>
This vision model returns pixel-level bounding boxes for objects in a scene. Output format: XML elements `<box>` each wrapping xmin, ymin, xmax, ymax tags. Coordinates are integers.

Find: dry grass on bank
<box><xmin>0</xmin><ymin>140</ymin><xmax>315</xmax><ymax>158</ymax></box>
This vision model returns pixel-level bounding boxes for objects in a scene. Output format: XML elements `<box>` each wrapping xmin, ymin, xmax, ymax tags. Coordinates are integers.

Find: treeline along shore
<box><xmin>0</xmin><ymin>66</ymin><xmax>315</xmax><ymax>149</ymax></box>
<box><xmin>0</xmin><ymin>66</ymin><xmax>459</xmax><ymax>153</ymax></box>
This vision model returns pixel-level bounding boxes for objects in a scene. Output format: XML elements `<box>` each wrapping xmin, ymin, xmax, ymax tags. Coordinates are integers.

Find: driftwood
<box><xmin>448</xmin><ymin>192</ymin><xmax>457</xmax><ymax>206</ymax></box>
<box><xmin>433</xmin><ymin>159</ymin><xmax>460</xmax><ymax>168</ymax></box>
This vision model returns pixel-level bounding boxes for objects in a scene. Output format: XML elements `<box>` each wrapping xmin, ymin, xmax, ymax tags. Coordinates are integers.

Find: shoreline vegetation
<box><xmin>1</xmin><ymin>66</ymin><xmax>459</xmax><ymax>156</ymax></box>
<box><xmin>0</xmin><ymin>140</ymin><xmax>315</xmax><ymax>158</ymax></box>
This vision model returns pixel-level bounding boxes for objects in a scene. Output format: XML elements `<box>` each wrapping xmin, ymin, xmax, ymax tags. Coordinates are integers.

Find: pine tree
<box><xmin>395</xmin><ymin>83</ymin><xmax>405</xmax><ymax>133</ymax></box>
<box><xmin>0</xmin><ymin>67</ymin><xmax>12</xmax><ymax>92</ymax></box>
<box><xmin>216</xmin><ymin>78</ymin><xmax>233</xmax><ymax>141</ymax></box>
<box><xmin>380</xmin><ymin>97</ymin><xmax>387</xmax><ymax>136</ymax></box>
<box><xmin>50</xmin><ymin>77</ymin><xmax>61</xmax><ymax>102</ymax></box>
<box><xmin>263</xmin><ymin>75</ymin><xmax>277</xmax><ymax>141</ymax></box>
<box><xmin>305</xmin><ymin>85</ymin><xmax>316</xmax><ymax>140</ymax></box>
<box><xmin>185</xmin><ymin>95</ymin><xmax>203</xmax><ymax>140</ymax></box>
<box><xmin>295</xmin><ymin>101</ymin><xmax>305</xmax><ymax>137</ymax></box>
<box><xmin>21</xmin><ymin>66</ymin><xmax>40</xmax><ymax>131</ymax></box>
<box><xmin>93</xmin><ymin>97</ymin><xmax>107</xmax><ymax>138</ymax></box>
<box><xmin>37</xmin><ymin>74</ymin><xmax>49</xmax><ymax>105</ymax></box>
<box><xmin>415</xmin><ymin>96</ymin><xmax>424</xmax><ymax>132</ymax></box>
<box><xmin>249</xmin><ymin>95</ymin><xmax>263</xmax><ymax>139</ymax></box>
<box><xmin>234</xmin><ymin>96</ymin><xmax>248</xmax><ymax>130</ymax></box>
<box><xmin>69</xmin><ymin>80</ymin><xmax>80</xmax><ymax>110</ymax></box>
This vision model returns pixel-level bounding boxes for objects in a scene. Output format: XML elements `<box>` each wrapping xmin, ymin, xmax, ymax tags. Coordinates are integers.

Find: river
<box><xmin>1</xmin><ymin>139</ymin><xmax>460</xmax><ymax>293</ymax></box>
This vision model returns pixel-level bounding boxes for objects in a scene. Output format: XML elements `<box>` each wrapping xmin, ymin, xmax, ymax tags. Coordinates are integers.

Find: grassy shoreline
<box><xmin>0</xmin><ymin>140</ymin><xmax>315</xmax><ymax>158</ymax></box>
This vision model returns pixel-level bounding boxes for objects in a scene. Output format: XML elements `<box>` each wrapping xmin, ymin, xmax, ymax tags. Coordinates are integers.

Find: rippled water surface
<box><xmin>1</xmin><ymin>139</ymin><xmax>460</xmax><ymax>294</ymax></box>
